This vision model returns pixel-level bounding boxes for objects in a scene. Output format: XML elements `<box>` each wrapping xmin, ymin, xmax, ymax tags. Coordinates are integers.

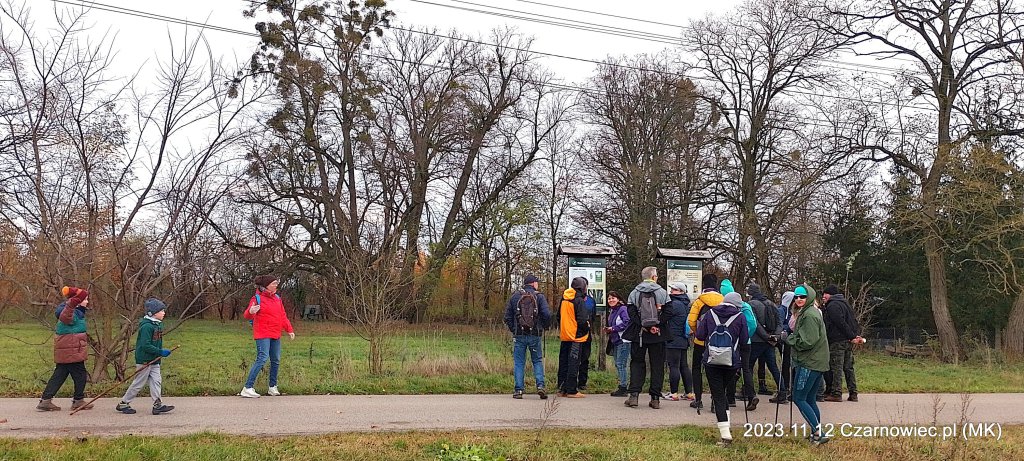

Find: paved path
<box><xmin>1</xmin><ymin>393</ymin><xmax>1022</xmax><ymax>438</ymax></box>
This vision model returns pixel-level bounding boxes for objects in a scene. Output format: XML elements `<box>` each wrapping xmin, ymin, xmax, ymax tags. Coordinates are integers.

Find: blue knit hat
<box><xmin>144</xmin><ymin>298</ymin><xmax>167</xmax><ymax>316</ymax></box>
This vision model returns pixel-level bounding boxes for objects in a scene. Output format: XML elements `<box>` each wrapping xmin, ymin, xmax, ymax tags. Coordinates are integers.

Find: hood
<box><xmin>720</xmin><ymin>279</ymin><xmax>735</xmax><ymax>295</ymax></box>
<box><xmin>780</xmin><ymin>291</ymin><xmax>795</xmax><ymax>309</ymax></box>
<box><xmin>570</xmin><ymin>276</ymin><xmax>588</xmax><ymax>293</ymax></box>
<box><xmin>562</xmin><ymin>287</ymin><xmax>577</xmax><ymax>301</ymax></box>
<box><xmin>670</xmin><ymin>293</ymin><xmax>689</xmax><ymax>303</ymax></box>
<box><xmin>710</xmin><ymin>302</ymin><xmax>741</xmax><ymax>317</ymax></box>
<box><xmin>635</xmin><ymin>281</ymin><xmax>663</xmax><ymax>293</ymax></box>
<box><xmin>697</xmin><ymin>291</ymin><xmax>724</xmax><ymax>307</ymax></box>
<box><xmin>722</xmin><ymin>291</ymin><xmax>743</xmax><ymax>307</ymax></box>
<box><xmin>828</xmin><ymin>293</ymin><xmax>847</xmax><ymax>303</ymax></box>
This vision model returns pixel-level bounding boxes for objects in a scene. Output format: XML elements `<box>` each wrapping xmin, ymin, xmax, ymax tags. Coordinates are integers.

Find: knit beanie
<box><xmin>144</xmin><ymin>298</ymin><xmax>167</xmax><ymax>316</ymax></box>
<box><xmin>253</xmin><ymin>275</ymin><xmax>278</xmax><ymax>289</ymax></box>
<box><xmin>702</xmin><ymin>273</ymin><xmax>718</xmax><ymax>290</ymax></box>
<box><xmin>723</xmin><ymin>292</ymin><xmax>743</xmax><ymax>307</ymax></box>
<box><xmin>823</xmin><ymin>284</ymin><xmax>839</xmax><ymax>296</ymax></box>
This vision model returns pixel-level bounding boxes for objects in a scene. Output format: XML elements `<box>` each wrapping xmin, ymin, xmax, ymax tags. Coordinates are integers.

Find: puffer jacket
<box><xmin>54</xmin><ymin>288</ymin><xmax>89</xmax><ymax>364</ymax></box>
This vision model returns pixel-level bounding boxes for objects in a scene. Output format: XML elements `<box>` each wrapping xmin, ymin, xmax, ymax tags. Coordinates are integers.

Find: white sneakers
<box><xmin>267</xmin><ymin>386</ymin><xmax>281</xmax><ymax>396</ymax></box>
<box><xmin>240</xmin><ymin>387</ymin><xmax>260</xmax><ymax>398</ymax></box>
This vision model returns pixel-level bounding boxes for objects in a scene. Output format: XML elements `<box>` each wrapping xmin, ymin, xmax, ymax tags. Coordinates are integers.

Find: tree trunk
<box><xmin>923</xmin><ymin>234</ymin><xmax>961</xmax><ymax>363</ymax></box>
<box><xmin>1002</xmin><ymin>290</ymin><xmax>1024</xmax><ymax>359</ymax></box>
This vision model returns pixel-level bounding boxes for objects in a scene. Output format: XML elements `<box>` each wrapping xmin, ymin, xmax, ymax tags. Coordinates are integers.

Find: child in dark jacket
<box><xmin>37</xmin><ymin>287</ymin><xmax>92</xmax><ymax>412</ymax></box>
<box><xmin>116</xmin><ymin>298</ymin><xmax>174</xmax><ymax>415</ymax></box>
<box><xmin>695</xmin><ymin>291</ymin><xmax>749</xmax><ymax>447</ymax></box>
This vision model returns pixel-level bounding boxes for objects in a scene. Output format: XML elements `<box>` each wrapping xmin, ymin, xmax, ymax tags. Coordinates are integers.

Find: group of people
<box><xmin>503</xmin><ymin>267</ymin><xmax>864</xmax><ymax>447</ymax></box>
<box><xmin>36</xmin><ymin>275</ymin><xmax>294</xmax><ymax>414</ymax></box>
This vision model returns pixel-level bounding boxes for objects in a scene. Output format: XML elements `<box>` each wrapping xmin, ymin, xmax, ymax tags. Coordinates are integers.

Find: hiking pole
<box><xmin>788</xmin><ymin>364</ymin><xmax>795</xmax><ymax>428</ymax></box>
<box><xmin>70</xmin><ymin>345</ymin><xmax>180</xmax><ymax>416</ymax></box>
<box><xmin>740</xmin><ymin>367</ymin><xmax>749</xmax><ymax>424</ymax></box>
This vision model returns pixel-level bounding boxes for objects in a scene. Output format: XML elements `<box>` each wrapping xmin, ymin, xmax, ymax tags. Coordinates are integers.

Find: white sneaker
<box><xmin>240</xmin><ymin>387</ymin><xmax>260</xmax><ymax>398</ymax></box>
<box><xmin>267</xmin><ymin>386</ymin><xmax>281</xmax><ymax>396</ymax></box>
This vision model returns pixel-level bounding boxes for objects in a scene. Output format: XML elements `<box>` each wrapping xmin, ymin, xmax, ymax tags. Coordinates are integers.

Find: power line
<box><xmin>50</xmin><ymin>0</ymin><xmax>937</xmax><ymax>129</ymax></box>
<box><xmin>411</xmin><ymin>0</ymin><xmax>914</xmax><ymax>76</ymax></box>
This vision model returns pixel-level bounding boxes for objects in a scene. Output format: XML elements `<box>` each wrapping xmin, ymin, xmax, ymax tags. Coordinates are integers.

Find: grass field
<box><xmin>1</xmin><ymin>426</ymin><xmax>1020</xmax><ymax>461</ymax></box>
<box><xmin>1</xmin><ymin>319</ymin><xmax>1023</xmax><ymax>397</ymax></box>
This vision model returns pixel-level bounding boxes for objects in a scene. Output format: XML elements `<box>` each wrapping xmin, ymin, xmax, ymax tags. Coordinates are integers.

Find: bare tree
<box><xmin>821</xmin><ymin>0</ymin><xmax>1024</xmax><ymax>361</ymax></box>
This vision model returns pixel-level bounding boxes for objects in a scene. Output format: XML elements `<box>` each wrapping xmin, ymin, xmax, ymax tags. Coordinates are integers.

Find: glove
<box><xmin>780</xmin><ymin>331</ymin><xmax>789</xmax><ymax>342</ymax></box>
<box><xmin>160</xmin><ymin>349</ymin><xmax>172</xmax><ymax>357</ymax></box>
<box><xmin>249</xmin><ymin>304</ymin><xmax>260</xmax><ymax>315</ymax></box>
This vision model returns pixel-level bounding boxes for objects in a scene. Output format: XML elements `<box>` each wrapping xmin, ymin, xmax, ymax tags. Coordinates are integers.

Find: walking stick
<box><xmin>740</xmin><ymin>367</ymin><xmax>749</xmax><ymax>424</ymax></box>
<box><xmin>70</xmin><ymin>345</ymin><xmax>180</xmax><ymax>416</ymax></box>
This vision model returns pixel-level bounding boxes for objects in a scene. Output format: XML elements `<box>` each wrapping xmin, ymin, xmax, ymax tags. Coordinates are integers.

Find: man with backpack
<box><xmin>622</xmin><ymin>266</ymin><xmax>671</xmax><ymax>409</ymax></box>
<box><xmin>695</xmin><ymin>291</ymin><xmax>749</xmax><ymax>447</ymax></box>
<box><xmin>747</xmin><ymin>282</ymin><xmax>784</xmax><ymax>403</ymax></box>
<box><xmin>687</xmin><ymin>273</ymin><xmax>724</xmax><ymax>411</ymax></box>
<box><xmin>504</xmin><ymin>274</ymin><xmax>553</xmax><ymax>400</ymax></box>
<box><xmin>821</xmin><ymin>284</ymin><xmax>861</xmax><ymax>402</ymax></box>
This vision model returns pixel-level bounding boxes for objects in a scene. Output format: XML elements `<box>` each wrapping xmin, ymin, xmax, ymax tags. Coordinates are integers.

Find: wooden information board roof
<box><xmin>656</xmin><ymin>248</ymin><xmax>713</xmax><ymax>260</ymax></box>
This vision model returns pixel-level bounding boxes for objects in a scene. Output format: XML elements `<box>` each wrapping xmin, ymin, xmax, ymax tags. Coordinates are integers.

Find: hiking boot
<box><xmin>769</xmin><ymin>394</ymin><xmax>789</xmax><ymax>404</ymax></box>
<box><xmin>758</xmin><ymin>387</ymin><xmax>771</xmax><ymax>396</ymax></box>
<box><xmin>689</xmin><ymin>399</ymin><xmax>703</xmax><ymax>409</ymax></box>
<box><xmin>745</xmin><ymin>397</ymin><xmax>759</xmax><ymax>411</ymax></box>
<box><xmin>624</xmin><ymin>393</ymin><xmax>639</xmax><ymax>407</ymax></box>
<box><xmin>565</xmin><ymin>392</ymin><xmax>585</xmax><ymax>398</ymax></box>
<box><xmin>70</xmin><ymin>399</ymin><xmax>94</xmax><ymax>411</ymax></box>
<box><xmin>824</xmin><ymin>394</ymin><xmax>843</xmax><ymax>402</ymax></box>
<box><xmin>815</xmin><ymin>395</ymin><xmax>825</xmax><ymax>402</ymax></box>
<box><xmin>537</xmin><ymin>387</ymin><xmax>548</xmax><ymax>400</ymax></box>
<box><xmin>577</xmin><ymin>384</ymin><xmax>587</xmax><ymax>391</ymax></box>
<box><xmin>36</xmin><ymin>399</ymin><xmax>61</xmax><ymax>411</ymax></box>
<box><xmin>847</xmin><ymin>393</ymin><xmax>858</xmax><ymax>402</ymax></box>
<box><xmin>716</xmin><ymin>438</ymin><xmax>733</xmax><ymax>447</ymax></box>
<box><xmin>240</xmin><ymin>387</ymin><xmax>260</xmax><ymax>398</ymax></box>
<box><xmin>610</xmin><ymin>386</ymin><xmax>629</xmax><ymax>397</ymax></box>
<box><xmin>513</xmin><ymin>390</ymin><xmax>524</xmax><ymax>399</ymax></box>
<box><xmin>811</xmin><ymin>434</ymin><xmax>831</xmax><ymax>446</ymax></box>
<box><xmin>267</xmin><ymin>386</ymin><xmax>281</xmax><ymax>396</ymax></box>
<box><xmin>152</xmin><ymin>401</ymin><xmax>174</xmax><ymax>415</ymax></box>
<box><xmin>116</xmin><ymin>402</ymin><xmax>137</xmax><ymax>414</ymax></box>
<box><xmin>649</xmin><ymin>397</ymin><xmax>661</xmax><ymax>409</ymax></box>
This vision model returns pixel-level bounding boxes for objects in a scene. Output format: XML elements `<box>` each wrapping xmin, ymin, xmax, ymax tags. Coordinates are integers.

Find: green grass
<box><xmin>1</xmin><ymin>319</ymin><xmax>1022</xmax><ymax>397</ymax></box>
<box><xmin>1</xmin><ymin>426</ymin><xmax>1021</xmax><ymax>460</ymax></box>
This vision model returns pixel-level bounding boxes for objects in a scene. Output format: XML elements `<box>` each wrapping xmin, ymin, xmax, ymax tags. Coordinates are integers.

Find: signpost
<box><xmin>657</xmin><ymin>248</ymin><xmax>713</xmax><ymax>296</ymax></box>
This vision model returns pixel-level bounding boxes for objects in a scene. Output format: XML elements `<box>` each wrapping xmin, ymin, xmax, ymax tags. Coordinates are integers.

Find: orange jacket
<box><xmin>559</xmin><ymin>288</ymin><xmax>589</xmax><ymax>342</ymax></box>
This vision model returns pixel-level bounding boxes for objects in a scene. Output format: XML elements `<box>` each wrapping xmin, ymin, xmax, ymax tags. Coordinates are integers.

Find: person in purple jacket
<box><xmin>603</xmin><ymin>291</ymin><xmax>631</xmax><ymax>397</ymax></box>
<box><xmin>695</xmin><ymin>291</ymin><xmax>750</xmax><ymax>447</ymax></box>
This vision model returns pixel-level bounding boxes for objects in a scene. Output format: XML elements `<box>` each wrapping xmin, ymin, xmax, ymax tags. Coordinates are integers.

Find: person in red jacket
<box><xmin>240</xmin><ymin>275</ymin><xmax>295</xmax><ymax>398</ymax></box>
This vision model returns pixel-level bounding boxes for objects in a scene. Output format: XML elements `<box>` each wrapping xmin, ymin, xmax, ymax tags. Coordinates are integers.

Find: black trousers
<box><xmin>780</xmin><ymin>342</ymin><xmax>793</xmax><ymax>397</ymax></box>
<box><xmin>728</xmin><ymin>343</ymin><xmax>753</xmax><ymax>403</ymax></box>
<box><xmin>750</xmin><ymin>342</ymin><xmax>782</xmax><ymax>392</ymax></box>
<box><xmin>557</xmin><ymin>341</ymin><xmax>583</xmax><ymax>394</ymax></box>
<box><xmin>691</xmin><ymin>344</ymin><xmax>706</xmax><ymax>401</ymax></box>
<box><xmin>41</xmin><ymin>361</ymin><xmax>87</xmax><ymax>400</ymax></box>
<box><xmin>706</xmin><ymin>365</ymin><xmax>734</xmax><ymax>423</ymax></box>
<box><xmin>578</xmin><ymin>336</ymin><xmax>592</xmax><ymax>388</ymax></box>
<box><xmin>666</xmin><ymin>347</ymin><xmax>693</xmax><ymax>394</ymax></box>
<box><xmin>628</xmin><ymin>341</ymin><xmax>666</xmax><ymax>397</ymax></box>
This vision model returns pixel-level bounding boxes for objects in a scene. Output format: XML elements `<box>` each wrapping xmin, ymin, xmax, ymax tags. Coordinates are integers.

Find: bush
<box><xmin>433</xmin><ymin>443</ymin><xmax>506</xmax><ymax>461</ymax></box>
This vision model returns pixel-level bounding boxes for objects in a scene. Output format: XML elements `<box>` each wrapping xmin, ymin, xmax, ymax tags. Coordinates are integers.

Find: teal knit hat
<box><xmin>794</xmin><ymin>285</ymin><xmax>808</xmax><ymax>296</ymax></box>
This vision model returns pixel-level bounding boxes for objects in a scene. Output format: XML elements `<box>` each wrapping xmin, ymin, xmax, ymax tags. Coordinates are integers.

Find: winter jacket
<box><xmin>559</xmin><ymin>278</ymin><xmax>591</xmax><ymax>342</ymax></box>
<box><xmin>779</xmin><ymin>291</ymin><xmax>794</xmax><ymax>334</ymax></box>
<box><xmin>687</xmin><ymin>290</ymin><xmax>724</xmax><ymax>347</ymax></box>
<box><xmin>606</xmin><ymin>303</ymin><xmax>630</xmax><ymax>346</ymax></box>
<box><xmin>786</xmin><ymin>285</ymin><xmax>829</xmax><ymax>372</ymax></box>
<box><xmin>134</xmin><ymin>316</ymin><xmax>165</xmax><ymax>364</ymax></box>
<box><xmin>54</xmin><ymin>289</ymin><xmax>89</xmax><ymax>364</ymax></box>
<box><xmin>664</xmin><ymin>293</ymin><xmax>691</xmax><ymax>349</ymax></box>
<box><xmin>823</xmin><ymin>294</ymin><xmax>860</xmax><ymax>343</ymax></box>
<box><xmin>748</xmin><ymin>286</ymin><xmax>780</xmax><ymax>343</ymax></box>
<box><xmin>503</xmin><ymin>285</ymin><xmax>552</xmax><ymax>336</ymax></box>
<box><xmin>244</xmin><ymin>291</ymin><xmax>294</xmax><ymax>340</ymax></box>
<box><xmin>694</xmin><ymin>301</ymin><xmax>749</xmax><ymax>370</ymax></box>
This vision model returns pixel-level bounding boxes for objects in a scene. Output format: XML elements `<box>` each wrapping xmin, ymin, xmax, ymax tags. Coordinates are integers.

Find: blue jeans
<box><xmin>513</xmin><ymin>335</ymin><xmax>545</xmax><ymax>391</ymax></box>
<box><xmin>614</xmin><ymin>342</ymin><xmax>630</xmax><ymax>388</ymax></box>
<box><xmin>792</xmin><ymin>366</ymin><xmax>823</xmax><ymax>432</ymax></box>
<box><xmin>245</xmin><ymin>338</ymin><xmax>281</xmax><ymax>388</ymax></box>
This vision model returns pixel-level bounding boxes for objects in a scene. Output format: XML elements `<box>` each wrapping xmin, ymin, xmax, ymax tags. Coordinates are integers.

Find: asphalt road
<box><xmin>2</xmin><ymin>393</ymin><xmax>1021</xmax><ymax>438</ymax></box>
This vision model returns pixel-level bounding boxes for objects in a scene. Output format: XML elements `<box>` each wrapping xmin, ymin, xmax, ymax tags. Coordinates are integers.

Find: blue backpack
<box><xmin>704</xmin><ymin>310</ymin><xmax>741</xmax><ymax>367</ymax></box>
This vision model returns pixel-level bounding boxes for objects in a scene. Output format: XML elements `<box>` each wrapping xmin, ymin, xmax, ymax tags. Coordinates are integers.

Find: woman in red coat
<box><xmin>240</xmin><ymin>275</ymin><xmax>295</xmax><ymax>398</ymax></box>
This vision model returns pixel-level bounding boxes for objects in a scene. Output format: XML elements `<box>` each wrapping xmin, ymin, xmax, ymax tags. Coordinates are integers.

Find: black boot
<box><xmin>610</xmin><ymin>386</ymin><xmax>629</xmax><ymax>397</ymax></box>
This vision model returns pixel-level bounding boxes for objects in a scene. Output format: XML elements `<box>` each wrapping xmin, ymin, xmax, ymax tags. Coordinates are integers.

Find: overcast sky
<box><xmin>31</xmin><ymin>0</ymin><xmax>745</xmax><ymax>85</ymax></box>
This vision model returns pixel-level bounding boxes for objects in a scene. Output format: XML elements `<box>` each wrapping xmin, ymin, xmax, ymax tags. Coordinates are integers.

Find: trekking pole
<box><xmin>740</xmin><ymin>367</ymin><xmax>749</xmax><ymax>424</ymax></box>
<box><xmin>70</xmin><ymin>345</ymin><xmax>180</xmax><ymax>416</ymax></box>
<box><xmin>788</xmin><ymin>364</ymin><xmax>795</xmax><ymax>428</ymax></box>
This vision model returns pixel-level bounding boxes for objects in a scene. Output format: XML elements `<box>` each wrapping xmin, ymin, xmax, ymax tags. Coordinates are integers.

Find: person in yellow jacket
<box><xmin>686</xmin><ymin>273</ymin><xmax>724</xmax><ymax>410</ymax></box>
<box><xmin>557</xmin><ymin>277</ymin><xmax>590</xmax><ymax>397</ymax></box>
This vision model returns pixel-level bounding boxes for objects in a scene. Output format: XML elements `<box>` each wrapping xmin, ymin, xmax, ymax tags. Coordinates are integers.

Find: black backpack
<box><xmin>762</xmin><ymin>299</ymin><xmax>779</xmax><ymax>334</ymax></box>
<box><xmin>516</xmin><ymin>289</ymin><xmax>538</xmax><ymax>330</ymax></box>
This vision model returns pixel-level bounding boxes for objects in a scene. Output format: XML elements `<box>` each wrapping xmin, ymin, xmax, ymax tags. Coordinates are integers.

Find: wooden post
<box><xmin>597</xmin><ymin>312</ymin><xmax>607</xmax><ymax>371</ymax></box>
